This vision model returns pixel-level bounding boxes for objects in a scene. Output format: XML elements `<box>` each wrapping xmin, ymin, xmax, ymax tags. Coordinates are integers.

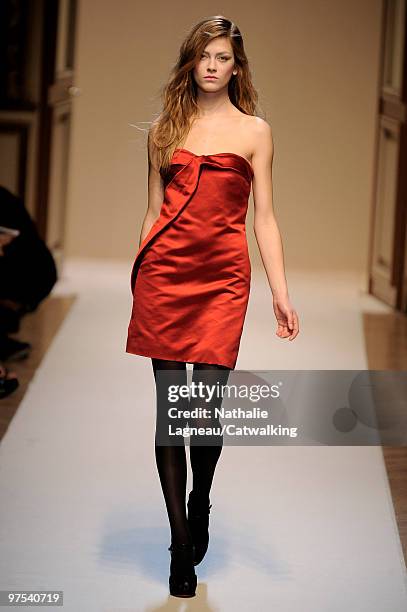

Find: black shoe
<box><xmin>0</xmin><ymin>336</ymin><xmax>31</xmax><ymax>362</ymax></box>
<box><xmin>187</xmin><ymin>491</ymin><xmax>212</xmax><ymax>566</ymax></box>
<box><xmin>168</xmin><ymin>542</ymin><xmax>197</xmax><ymax>598</ymax></box>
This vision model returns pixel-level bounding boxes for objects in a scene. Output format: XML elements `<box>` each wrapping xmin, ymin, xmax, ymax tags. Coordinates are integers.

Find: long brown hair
<box><xmin>151</xmin><ymin>16</ymin><xmax>260</xmax><ymax>174</ymax></box>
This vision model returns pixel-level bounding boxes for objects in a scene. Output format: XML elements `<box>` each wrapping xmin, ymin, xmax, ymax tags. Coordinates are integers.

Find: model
<box><xmin>125</xmin><ymin>15</ymin><xmax>299</xmax><ymax>598</ymax></box>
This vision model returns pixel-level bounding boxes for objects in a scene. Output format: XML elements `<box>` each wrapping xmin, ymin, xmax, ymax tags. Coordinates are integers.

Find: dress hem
<box><xmin>125</xmin><ymin>346</ymin><xmax>235</xmax><ymax>370</ymax></box>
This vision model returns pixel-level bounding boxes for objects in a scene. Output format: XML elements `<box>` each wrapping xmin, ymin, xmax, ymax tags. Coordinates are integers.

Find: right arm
<box><xmin>138</xmin><ymin>124</ymin><xmax>165</xmax><ymax>247</ymax></box>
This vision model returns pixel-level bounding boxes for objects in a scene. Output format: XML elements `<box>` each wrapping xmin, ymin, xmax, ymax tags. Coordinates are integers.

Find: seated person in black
<box><xmin>0</xmin><ymin>185</ymin><xmax>58</xmax><ymax>361</ymax></box>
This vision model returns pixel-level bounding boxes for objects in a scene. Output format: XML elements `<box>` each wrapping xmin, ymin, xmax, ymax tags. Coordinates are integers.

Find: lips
<box><xmin>204</xmin><ymin>76</ymin><xmax>217</xmax><ymax>80</ymax></box>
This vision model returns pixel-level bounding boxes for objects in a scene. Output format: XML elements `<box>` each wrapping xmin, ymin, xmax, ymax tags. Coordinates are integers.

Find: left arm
<box><xmin>251</xmin><ymin>118</ymin><xmax>299</xmax><ymax>341</ymax></box>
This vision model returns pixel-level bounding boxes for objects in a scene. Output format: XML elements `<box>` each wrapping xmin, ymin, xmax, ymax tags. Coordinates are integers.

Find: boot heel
<box><xmin>187</xmin><ymin>491</ymin><xmax>212</xmax><ymax>566</ymax></box>
<box><xmin>168</xmin><ymin>542</ymin><xmax>197</xmax><ymax>597</ymax></box>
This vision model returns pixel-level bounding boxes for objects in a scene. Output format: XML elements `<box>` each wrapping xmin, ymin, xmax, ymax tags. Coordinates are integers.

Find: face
<box><xmin>193</xmin><ymin>37</ymin><xmax>236</xmax><ymax>91</ymax></box>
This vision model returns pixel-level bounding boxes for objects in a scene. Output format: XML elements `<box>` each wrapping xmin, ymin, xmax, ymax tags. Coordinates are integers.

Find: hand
<box><xmin>0</xmin><ymin>233</ymin><xmax>15</xmax><ymax>256</ymax></box>
<box><xmin>273</xmin><ymin>295</ymin><xmax>299</xmax><ymax>341</ymax></box>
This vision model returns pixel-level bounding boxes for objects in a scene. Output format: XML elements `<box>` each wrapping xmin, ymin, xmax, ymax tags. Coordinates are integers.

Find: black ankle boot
<box><xmin>168</xmin><ymin>542</ymin><xmax>197</xmax><ymax>597</ymax></box>
<box><xmin>187</xmin><ymin>491</ymin><xmax>212</xmax><ymax>566</ymax></box>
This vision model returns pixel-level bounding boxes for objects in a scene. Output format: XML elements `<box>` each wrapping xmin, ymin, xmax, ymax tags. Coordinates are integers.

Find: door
<box><xmin>37</xmin><ymin>0</ymin><xmax>79</xmax><ymax>273</ymax></box>
<box><xmin>369</xmin><ymin>0</ymin><xmax>407</xmax><ymax>310</ymax></box>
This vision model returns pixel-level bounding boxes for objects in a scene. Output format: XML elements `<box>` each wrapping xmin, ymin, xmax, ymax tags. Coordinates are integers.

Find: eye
<box><xmin>200</xmin><ymin>54</ymin><xmax>230</xmax><ymax>61</ymax></box>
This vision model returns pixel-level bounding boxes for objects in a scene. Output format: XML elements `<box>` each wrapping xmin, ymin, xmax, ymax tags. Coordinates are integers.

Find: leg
<box><xmin>189</xmin><ymin>361</ymin><xmax>232</xmax><ymax>505</ymax></box>
<box><xmin>0</xmin><ymin>304</ymin><xmax>31</xmax><ymax>362</ymax></box>
<box><xmin>186</xmin><ymin>361</ymin><xmax>232</xmax><ymax>565</ymax></box>
<box><xmin>0</xmin><ymin>245</ymin><xmax>57</xmax><ymax>314</ymax></box>
<box><xmin>0</xmin><ymin>362</ymin><xmax>19</xmax><ymax>399</ymax></box>
<box><xmin>152</xmin><ymin>357</ymin><xmax>192</xmax><ymax>546</ymax></box>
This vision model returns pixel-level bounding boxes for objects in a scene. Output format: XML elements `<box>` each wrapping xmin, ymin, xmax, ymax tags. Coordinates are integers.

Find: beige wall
<box><xmin>65</xmin><ymin>0</ymin><xmax>383</xmax><ymax>272</ymax></box>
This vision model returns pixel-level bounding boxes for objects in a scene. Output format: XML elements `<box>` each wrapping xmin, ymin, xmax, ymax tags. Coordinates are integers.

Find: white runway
<box><xmin>0</xmin><ymin>258</ymin><xmax>406</xmax><ymax>611</ymax></box>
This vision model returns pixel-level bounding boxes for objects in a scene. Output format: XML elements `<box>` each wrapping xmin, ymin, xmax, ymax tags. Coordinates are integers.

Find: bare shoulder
<box><xmin>247</xmin><ymin>116</ymin><xmax>274</xmax><ymax>161</ymax></box>
<box><xmin>248</xmin><ymin>116</ymin><xmax>273</xmax><ymax>144</ymax></box>
<box><xmin>232</xmin><ymin>113</ymin><xmax>272</xmax><ymax>160</ymax></box>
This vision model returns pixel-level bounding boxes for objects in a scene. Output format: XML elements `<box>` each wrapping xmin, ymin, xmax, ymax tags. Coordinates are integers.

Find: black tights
<box><xmin>152</xmin><ymin>357</ymin><xmax>231</xmax><ymax>546</ymax></box>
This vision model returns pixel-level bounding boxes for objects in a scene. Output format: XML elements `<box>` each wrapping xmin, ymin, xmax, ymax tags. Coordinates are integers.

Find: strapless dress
<box><xmin>125</xmin><ymin>148</ymin><xmax>253</xmax><ymax>369</ymax></box>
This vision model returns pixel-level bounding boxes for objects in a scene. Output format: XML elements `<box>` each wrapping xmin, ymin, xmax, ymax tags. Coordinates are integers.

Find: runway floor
<box><xmin>0</xmin><ymin>258</ymin><xmax>406</xmax><ymax>611</ymax></box>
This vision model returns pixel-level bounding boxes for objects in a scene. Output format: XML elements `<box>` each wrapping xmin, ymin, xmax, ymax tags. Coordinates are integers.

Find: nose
<box><xmin>207</xmin><ymin>58</ymin><xmax>217</xmax><ymax>72</ymax></box>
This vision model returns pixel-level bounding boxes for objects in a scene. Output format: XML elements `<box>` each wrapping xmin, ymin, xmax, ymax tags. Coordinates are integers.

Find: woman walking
<box><xmin>126</xmin><ymin>15</ymin><xmax>299</xmax><ymax>598</ymax></box>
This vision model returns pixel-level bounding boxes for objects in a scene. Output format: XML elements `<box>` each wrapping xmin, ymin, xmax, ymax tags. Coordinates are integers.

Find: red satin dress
<box><xmin>125</xmin><ymin>148</ymin><xmax>253</xmax><ymax>369</ymax></box>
